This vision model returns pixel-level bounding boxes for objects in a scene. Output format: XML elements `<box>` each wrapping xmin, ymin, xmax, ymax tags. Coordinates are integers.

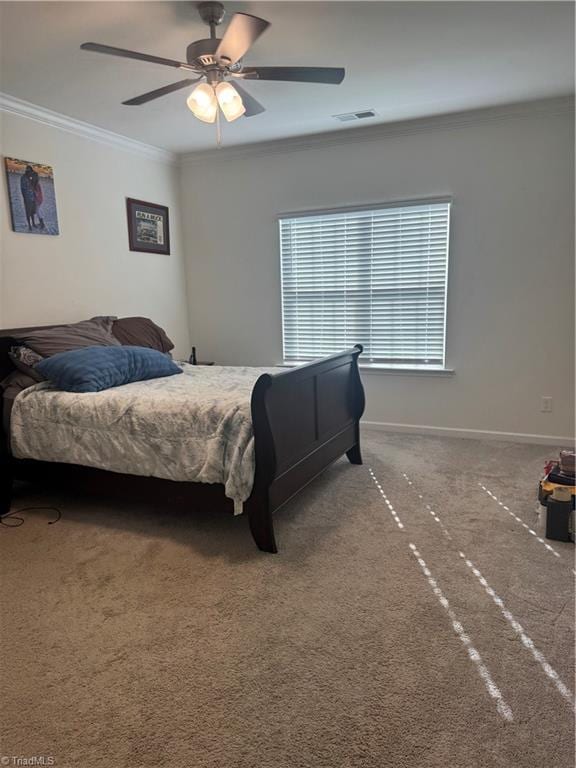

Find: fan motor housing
<box><xmin>186</xmin><ymin>38</ymin><xmax>220</xmax><ymax>67</ymax></box>
<box><xmin>186</xmin><ymin>38</ymin><xmax>242</xmax><ymax>73</ymax></box>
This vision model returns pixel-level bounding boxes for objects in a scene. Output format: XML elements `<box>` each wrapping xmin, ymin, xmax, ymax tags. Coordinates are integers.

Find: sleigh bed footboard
<box><xmin>248</xmin><ymin>346</ymin><xmax>365</xmax><ymax>553</ymax></box>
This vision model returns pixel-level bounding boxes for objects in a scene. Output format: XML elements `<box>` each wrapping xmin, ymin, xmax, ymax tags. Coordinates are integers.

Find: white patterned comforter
<box><xmin>10</xmin><ymin>363</ymin><xmax>274</xmax><ymax>514</ymax></box>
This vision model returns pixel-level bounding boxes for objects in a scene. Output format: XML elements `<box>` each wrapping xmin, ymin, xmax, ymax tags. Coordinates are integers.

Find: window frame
<box><xmin>278</xmin><ymin>196</ymin><xmax>452</xmax><ymax>372</ymax></box>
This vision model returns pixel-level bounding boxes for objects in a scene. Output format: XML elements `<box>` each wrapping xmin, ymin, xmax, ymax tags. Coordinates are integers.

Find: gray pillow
<box><xmin>8</xmin><ymin>345</ymin><xmax>45</xmax><ymax>382</ymax></box>
<box><xmin>112</xmin><ymin>317</ymin><xmax>174</xmax><ymax>353</ymax></box>
<box><xmin>16</xmin><ymin>316</ymin><xmax>120</xmax><ymax>358</ymax></box>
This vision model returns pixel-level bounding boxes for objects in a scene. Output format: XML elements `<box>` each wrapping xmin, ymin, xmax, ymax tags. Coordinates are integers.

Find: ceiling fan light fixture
<box><xmin>187</xmin><ymin>82</ymin><xmax>218</xmax><ymax>123</ymax></box>
<box><xmin>81</xmin><ymin>5</ymin><xmax>347</xmax><ymax>145</ymax></box>
<box><xmin>215</xmin><ymin>81</ymin><xmax>246</xmax><ymax>122</ymax></box>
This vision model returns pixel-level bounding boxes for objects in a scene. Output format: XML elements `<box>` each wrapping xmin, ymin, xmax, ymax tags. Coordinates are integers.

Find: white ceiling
<box><xmin>0</xmin><ymin>1</ymin><xmax>574</xmax><ymax>154</ymax></box>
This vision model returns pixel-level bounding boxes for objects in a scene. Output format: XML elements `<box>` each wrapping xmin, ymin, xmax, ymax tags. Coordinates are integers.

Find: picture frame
<box><xmin>4</xmin><ymin>157</ymin><xmax>60</xmax><ymax>235</ymax></box>
<box><xmin>126</xmin><ymin>197</ymin><xmax>170</xmax><ymax>255</ymax></box>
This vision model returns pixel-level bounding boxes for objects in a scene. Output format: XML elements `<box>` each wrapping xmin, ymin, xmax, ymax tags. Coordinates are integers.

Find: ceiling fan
<box><xmin>81</xmin><ymin>1</ymin><xmax>345</xmax><ymax>134</ymax></box>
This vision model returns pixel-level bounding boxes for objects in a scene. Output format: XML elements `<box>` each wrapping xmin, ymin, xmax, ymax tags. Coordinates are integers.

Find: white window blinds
<box><xmin>279</xmin><ymin>199</ymin><xmax>451</xmax><ymax>367</ymax></box>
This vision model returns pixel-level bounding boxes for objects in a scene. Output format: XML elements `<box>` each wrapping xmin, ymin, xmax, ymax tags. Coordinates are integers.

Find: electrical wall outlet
<box><xmin>541</xmin><ymin>396</ymin><xmax>553</xmax><ymax>413</ymax></box>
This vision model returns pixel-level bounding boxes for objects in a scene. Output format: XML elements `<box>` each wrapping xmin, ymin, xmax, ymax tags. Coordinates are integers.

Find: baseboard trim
<box><xmin>361</xmin><ymin>420</ymin><xmax>574</xmax><ymax>446</ymax></box>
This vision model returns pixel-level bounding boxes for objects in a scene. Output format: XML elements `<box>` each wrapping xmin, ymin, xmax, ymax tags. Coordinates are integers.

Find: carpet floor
<box><xmin>1</xmin><ymin>430</ymin><xmax>574</xmax><ymax>768</ymax></box>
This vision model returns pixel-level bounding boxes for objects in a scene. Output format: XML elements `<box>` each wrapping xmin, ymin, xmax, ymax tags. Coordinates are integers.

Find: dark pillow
<box><xmin>15</xmin><ymin>316</ymin><xmax>120</xmax><ymax>357</ymax></box>
<box><xmin>35</xmin><ymin>345</ymin><xmax>182</xmax><ymax>393</ymax></box>
<box><xmin>0</xmin><ymin>336</ymin><xmax>19</xmax><ymax>382</ymax></box>
<box><xmin>0</xmin><ymin>369</ymin><xmax>38</xmax><ymax>393</ymax></box>
<box><xmin>1</xmin><ymin>370</ymin><xmax>39</xmax><ymax>437</ymax></box>
<box><xmin>112</xmin><ymin>317</ymin><xmax>174</xmax><ymax>353</ymax></box>
<box><xmin>8</xmin><ymin>345</ymin><xmax>45</xmax><ymax>382</ymax></box>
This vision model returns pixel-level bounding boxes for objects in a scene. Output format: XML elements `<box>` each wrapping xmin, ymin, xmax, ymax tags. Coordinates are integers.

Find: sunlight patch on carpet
<box><xmin>368</xmin><ymin>466</ymin><xmax>513</xmax><ymax>722</ymax></box>
<box><xmin>409</xmin><ymin>542</ymin><xmax>514</xmax><ymax>722</ymax></box>
<box><xmin>477</xmin><ymin>483</ymin><xmax>563</xmax><ymax>561</ymax></box>
<box><xmin>396</xmin><ymin>469</ymin><xmax>575</xmax><ymax>710</ymax></box>
<box><xmin>368</xmin><ymin>468</ymin><xmax>404</xmax><ymax>529</ymax></box>
<box><xmin>459</xmin><ymin>553</ymin><xmax>575</xmax><ymax>709</ymax></box>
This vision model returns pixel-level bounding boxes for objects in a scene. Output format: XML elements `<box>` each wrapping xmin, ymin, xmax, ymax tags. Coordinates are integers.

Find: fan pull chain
<box><xmin>216</xmin><ymin>107</ymin><xmax>222</xmax><ymax>148</ymax></box>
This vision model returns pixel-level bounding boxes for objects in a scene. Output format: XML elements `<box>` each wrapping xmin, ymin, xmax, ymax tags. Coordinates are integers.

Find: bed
<box><xmin>0</xmin><ymin>323</ymin><xmax>365</xmax><ymax>553</ymax></box>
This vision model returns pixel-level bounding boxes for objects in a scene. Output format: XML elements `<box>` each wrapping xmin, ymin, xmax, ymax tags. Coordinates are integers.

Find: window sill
<box><xmin>280</xmin><ymin>362</ymin><xmax>454</xmax><ymax>377</ymax></box>
<box><xmin>359</xmin><ymin>365</ymin><xmax>454</xmax><ymax>377</ymax></box>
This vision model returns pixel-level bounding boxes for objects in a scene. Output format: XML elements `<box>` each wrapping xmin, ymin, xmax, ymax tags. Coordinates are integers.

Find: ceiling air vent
<box><xmin>333</xmin><ymin>109</ymin><xmax>377</xmax><ymax>122</ymax></box>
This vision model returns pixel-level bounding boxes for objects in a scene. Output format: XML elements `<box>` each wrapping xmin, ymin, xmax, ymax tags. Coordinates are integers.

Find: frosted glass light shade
<box><xmin>187</xmin><ymin>83</ymin><xmax>218</xmax><ymax>123</ymax></box>
<box><xmin>215</xmin><ymin>82</ymin><xmax>246</xmax><ymax>122</ymax></box>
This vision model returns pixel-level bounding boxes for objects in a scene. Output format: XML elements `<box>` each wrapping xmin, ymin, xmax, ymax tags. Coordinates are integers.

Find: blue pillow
<box><xmin>35</xmin><ymin>345</ymin><xmax>182</xmax><ymax>393</ymax></box>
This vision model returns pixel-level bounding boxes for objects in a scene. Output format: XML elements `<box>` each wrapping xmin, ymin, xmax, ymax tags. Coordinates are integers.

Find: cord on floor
<box><xmin>0</xmin><ymin>507</ymin><xmax>61</xmax><ymax>527</ymax></box>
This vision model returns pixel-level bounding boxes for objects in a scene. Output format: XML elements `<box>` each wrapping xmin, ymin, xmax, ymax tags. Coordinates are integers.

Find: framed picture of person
<box><xmin>4</xmin><ymin>157</ymin><xmax>60</xmax><ymax>235</ymax></box>
<box><xmin>126</xmin><ymin>198</ymin><xmax>170</xmax><ymax>255</ymax></box>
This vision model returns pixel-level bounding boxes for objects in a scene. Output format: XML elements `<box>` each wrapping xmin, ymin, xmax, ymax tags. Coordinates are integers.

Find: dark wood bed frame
<box><xmin>0</xmin><ymin>324</ymin><xmax>365</xmax><ymax>553</ymax></box>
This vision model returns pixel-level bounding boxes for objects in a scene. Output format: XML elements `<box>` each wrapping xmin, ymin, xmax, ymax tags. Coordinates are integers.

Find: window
<box><xmin>279</xmin><ymin>199</ymin><xmax>451</xmax><ymax>369</ymax></box>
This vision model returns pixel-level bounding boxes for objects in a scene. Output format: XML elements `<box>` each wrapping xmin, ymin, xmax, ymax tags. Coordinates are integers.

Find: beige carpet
<box><xmin>1</xmin><ymin>430</ymin><xmax>574</xmax><ymax>768</ymax></box>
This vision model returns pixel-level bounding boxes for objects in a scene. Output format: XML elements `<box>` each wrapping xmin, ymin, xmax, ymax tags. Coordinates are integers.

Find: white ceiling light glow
<box><xmin>186</xmin><ymin>83</ymin><xmax>218</xmax><ymax>123</ymax></box>
<box><xmin>186</xmin><ymin>81</ymin><xmax>247</xmax><ymax>125</ymax></box>
<box><xmin>215</xmin><ymin>82</ymin><xmax>246</xmax><ymax>122</ymax></box>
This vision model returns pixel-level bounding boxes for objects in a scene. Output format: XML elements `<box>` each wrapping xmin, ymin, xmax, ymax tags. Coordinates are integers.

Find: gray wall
<box><xmin>0</xmin><ymin>111</ymin><xmax>191</xmax><ymax>357</ymax></box>
<box><xmin>180</xmin><ymin>100</ymin><xmax>574</xmax><ymax>440</ymax></box>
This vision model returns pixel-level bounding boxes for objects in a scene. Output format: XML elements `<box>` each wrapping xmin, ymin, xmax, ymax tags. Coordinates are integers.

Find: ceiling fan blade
<box><xmin>230</xmin><ymin>83</ymin><xmax>265</xmax><ymax>117</ymax></box>
<box><xmin>240</xmin><ymin>66</ymin><xmax>345</xmax><ymax>84</ymax></box>
<box><xmin>122</xmin><ymin>78</ymin><xmax>202</xmax><ymax>106</ymax></box>
<box><xmin>81</xmin><ymin>42</ymin><xmax>197</xmax><ymax>71</ymax></box>
<box><xmin>215</xmin><ymin>13</ymin><xmax>270</xmax><ymax>66</ymax></box>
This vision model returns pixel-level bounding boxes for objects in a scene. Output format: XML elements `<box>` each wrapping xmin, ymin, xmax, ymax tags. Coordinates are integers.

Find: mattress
<box><xmin>10</xmin><ymin>363</ymin><xmax>273</xmax><ymax>513</ymax></box>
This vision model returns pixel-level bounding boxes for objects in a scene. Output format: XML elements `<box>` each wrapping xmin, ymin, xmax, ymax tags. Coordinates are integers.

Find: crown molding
<box><xmin>0</xmin><ymin>93</ymin><xmax>178</xmax><ymax>166</ymax></box>
<box><xmin>181</xmin><ymin>95</ymin><xmax>574</xmax><ymax>167</ymax></box>
<box><xmin>1</xmin><ymin>92</ymin><xmax>572</xmax><ymax>168</ymax></box>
